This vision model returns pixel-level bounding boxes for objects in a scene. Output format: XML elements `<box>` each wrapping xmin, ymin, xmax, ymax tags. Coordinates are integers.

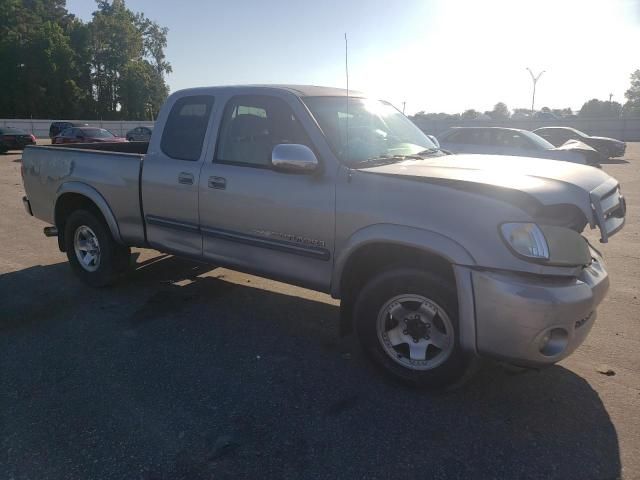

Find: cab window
<box><xmin>215</xmin><ymin>95</ymin><xmax>310</xmax><ymax>168</ymax></box>
<box><xmin>160</xmin><ymin>95</ymin><xmax>215</xmax><ymax>161</ymax></box>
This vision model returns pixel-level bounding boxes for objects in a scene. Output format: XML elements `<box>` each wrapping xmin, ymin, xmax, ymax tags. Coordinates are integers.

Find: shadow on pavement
<box><xmin>0</xmin><ymin>254</ymin><xmax>621</xmax><ymax>479</ymax></box>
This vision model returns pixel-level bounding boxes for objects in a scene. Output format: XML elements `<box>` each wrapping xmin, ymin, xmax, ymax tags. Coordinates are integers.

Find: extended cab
<box><xmin>21</xmin><ymin>85</ymin><xmax>627</xmax><ymax>387</ymax></box>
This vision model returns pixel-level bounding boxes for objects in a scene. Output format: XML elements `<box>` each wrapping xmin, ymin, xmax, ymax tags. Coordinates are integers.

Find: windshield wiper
<box><xmin>415</xmin><ymin>148</ymin><xmax>442</xmax><ymax>156</ymax></box>
<box><xmin>352</xmin><ymin>150</ymin><xmax>443</xmax><ymax>168</ymax></box>
<box><xmin>351</xmin><ymin>155</ymin><xmax>406</xmax><ymax>167</ymax></box>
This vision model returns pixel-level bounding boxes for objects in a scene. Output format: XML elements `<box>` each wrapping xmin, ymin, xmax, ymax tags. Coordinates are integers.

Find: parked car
<box><xmin>0</xmin><ymin>126</ymin><xmax>36</xmax><ymax>153</ymax></box>
<box><xmin>21</xmin><ymin>85</ymin><xmax>626</xmax><ymax>388</ymax></box>
<box><xmin>533</xmin><ymin>127</ymin><xmax>626</xmax><ymax>159</ymax></box>
<box><xmin>52</xmin><ymin>127</ymin><xmax>127</xmax><ymax>145</ymax></box>
<box><xmin>126</xmin><ymin>126</ymin><xmax>154</xmax><ymax>142</ymax></box>
<box><xmin>438</xmin><ymin>127</ymin><xmax>600</xmax><ymax>165</ymax></box>
<box><xmin>49</xmin><ymin>121</ymin><xmax>88</xmax><ymax>139</ymax></box>
<box><xmin>534</xmin><ymin>111</ymin><xmax>559</xmax><ymax>120</ymax></box>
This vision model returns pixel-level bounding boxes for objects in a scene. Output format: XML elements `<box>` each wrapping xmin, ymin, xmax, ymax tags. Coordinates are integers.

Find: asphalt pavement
<box><xmin>1</xmin><ymin>142</ymin><xmax>639</xmax><ymax>479</ymax></box>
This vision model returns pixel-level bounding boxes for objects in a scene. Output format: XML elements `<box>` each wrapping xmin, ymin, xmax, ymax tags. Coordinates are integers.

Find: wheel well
<box><xmin>338</xmin><ymin>243</ymin><xmax>455</xmax><ymax>335</ymax></box>
<box><xmin>55</xmin><ymin>193</ymin><xmax>106</xmax><ymax>252</ymax></box>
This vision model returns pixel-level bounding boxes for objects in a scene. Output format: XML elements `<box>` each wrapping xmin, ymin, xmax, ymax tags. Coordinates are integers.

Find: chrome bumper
<box><xmin>471</xmin><ymin>251</ymin><xmax>609</xmax><ymax>366</ymax></box>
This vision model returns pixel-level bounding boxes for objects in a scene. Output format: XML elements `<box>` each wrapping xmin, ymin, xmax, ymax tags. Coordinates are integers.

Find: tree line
<box><xmin>413</xmin><ymin>70</ymin><xmax>640</xmax><ymax>121</ymax></box>
<box><xmin>0</xmin><ymin>0</ymin><xmax>171</xmax><ymax>120</ymax></box>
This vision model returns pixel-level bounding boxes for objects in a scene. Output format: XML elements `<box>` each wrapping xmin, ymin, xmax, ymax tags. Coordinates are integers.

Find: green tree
<box><xmin>0</xmin><ymin>0</ymin><xmax>170</xmax><ymax>119</ymax></box>
<box><xmin>488</xmin><ymin>102</ymin><xmax>510</xmax><ymax>120</ymax></box>
<box><xmin>623</xmin><ymin>69</ymin><xmax>640</xmax><ymax>117</ymax></box>
<box><xmin>0</xmin><ymin>0</ymin><xmax>79</xmax><ymax>117</ymax></box>
<box><xmin>461</xmin><ymin>109</ymin><xmax>479</xmax><ymax>119</ymax></box>
<box><xmin>579</xmin><ymin>99</ymin><xmax>622</xmax><ymax>117</ymax></box>
<box><xmin>89</xmin><ymin>0</ymin><xmax>169</xmax><ymax>119</ymax></box>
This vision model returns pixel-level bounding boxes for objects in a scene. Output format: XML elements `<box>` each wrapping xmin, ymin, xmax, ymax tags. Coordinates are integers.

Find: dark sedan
<box><xmin>438</xmin><ymin>127</ymin><xmax>600</xmax><ymax>165</ymax></box>
<box><xmin>49</xmin><ymin>121</ymin><xmax>88</xmax><ymax>139</ymax></box>
<box><xmin>125</xmin><ymin>126</ymin><xmax>153</xmax><ymax>141</ymax></box>
<box><xmin>0</xmin><ymin>127</ymin><xmax>36</xmax><ymax>154</ymax></box>
<box><xmin>52</xmin><ymin>127</ymin><xmax>127</xmax><ymax>145</ymax></box>
<box><xmin>533</xmin><ymin>127</ymin><xmax>626</xmax><ymax>159</ymax></box>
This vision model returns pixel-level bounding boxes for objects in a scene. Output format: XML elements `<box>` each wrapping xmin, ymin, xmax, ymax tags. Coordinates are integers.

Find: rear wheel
<box><xmin>354</xmin><ymin>268</ymin><xmax>470</xmax><ymax>388</ymax></box>
<box><xmin>64</xmin><ymin>209</ymin><xmax>131</xmax><ymax>287</ymax></box>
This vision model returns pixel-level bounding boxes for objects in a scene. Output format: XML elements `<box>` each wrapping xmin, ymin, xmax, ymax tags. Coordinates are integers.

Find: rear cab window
<box><xmin>160</xmin><ymin>95</ymin><xmax>215</xmax><ymax>161</ymax></box>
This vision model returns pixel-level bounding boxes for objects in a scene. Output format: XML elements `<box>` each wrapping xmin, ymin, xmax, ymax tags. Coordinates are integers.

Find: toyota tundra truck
<box><xmin>20</xmin><ymin>85</ymin><xmax>627</xmax><ymax>388</ymax></box>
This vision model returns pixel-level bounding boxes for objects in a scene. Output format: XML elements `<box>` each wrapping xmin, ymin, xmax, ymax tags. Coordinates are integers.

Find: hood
<box><xmin>359</xmin><ymin>154</ymin><xmax>624</xmax><ymax>241</ymax></box>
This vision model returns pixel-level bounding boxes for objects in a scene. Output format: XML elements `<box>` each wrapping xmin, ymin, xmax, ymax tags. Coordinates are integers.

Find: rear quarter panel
<box><xmin>21</xmin><ymin>146</ymin><xmax>145</xmax><ymax>244</ymax></box>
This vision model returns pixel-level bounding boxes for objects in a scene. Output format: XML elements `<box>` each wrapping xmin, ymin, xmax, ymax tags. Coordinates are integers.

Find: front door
<box><xmin>198</xmin><ymin>94</ymin><xmax>335</xmax><ymax>291</ymax></box>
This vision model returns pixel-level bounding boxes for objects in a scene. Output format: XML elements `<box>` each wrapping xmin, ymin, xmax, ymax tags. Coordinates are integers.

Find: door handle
<box><xmin>208</xmin><ymin>176</ymin><xmax>226</xmax><ymax>189</ymax></box>
<box><xmin>178</xmin><ymin>172</ymin><xmax>194</xmax><ymax>185</ymax></box>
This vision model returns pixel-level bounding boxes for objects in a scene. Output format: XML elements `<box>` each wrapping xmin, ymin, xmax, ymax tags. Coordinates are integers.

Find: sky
<box><xmin>67</xmin><ymin>0</ymin><xmax>640</xmax><ymax>114</ymax></box>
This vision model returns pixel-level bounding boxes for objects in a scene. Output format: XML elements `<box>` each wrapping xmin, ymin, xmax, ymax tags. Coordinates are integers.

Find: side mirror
<box><xmin>271</xmin><ymin>144</ymin><xmax>318</xmax><ymax>173</ymax></box>
<box><xmin>426</xmin><ymin>135</ymin><xmax>440</xmax><ymax>149</ymax></box>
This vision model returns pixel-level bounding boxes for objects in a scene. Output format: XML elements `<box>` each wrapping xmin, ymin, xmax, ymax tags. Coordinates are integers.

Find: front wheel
<box><xmin>354</xmin><ymin>268</ymin><xmax>470</xmax><ymax>388</ymax></box>
<box><xmin>64</xmin><ymin>209</ymin><xmax>131</xmax><ymax>287</ymax></box>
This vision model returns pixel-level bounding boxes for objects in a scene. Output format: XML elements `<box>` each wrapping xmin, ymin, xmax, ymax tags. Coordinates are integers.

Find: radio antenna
<box><xmin>344</xmin><ymin>33</ymin><xmax>349</xmax><ymax>160</ymax></box>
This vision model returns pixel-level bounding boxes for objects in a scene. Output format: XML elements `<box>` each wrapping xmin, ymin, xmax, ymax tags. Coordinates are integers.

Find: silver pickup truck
<box><xmin>21</xmin><ymin>85</ymin><xmax>627</xmax><ymax>388</ymax></box>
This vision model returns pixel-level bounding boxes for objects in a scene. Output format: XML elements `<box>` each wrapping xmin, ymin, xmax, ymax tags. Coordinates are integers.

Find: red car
<box><xmin>53</xmin><ymin>127</ymin><xmax>128</xmax><ymax>145</ymax></box>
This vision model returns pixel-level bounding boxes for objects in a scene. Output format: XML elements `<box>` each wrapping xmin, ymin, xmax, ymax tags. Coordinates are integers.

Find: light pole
<box><xmin>526</xmin><ymin>68</ymin><xmax>545</xmax><ymax>114</ymax></box>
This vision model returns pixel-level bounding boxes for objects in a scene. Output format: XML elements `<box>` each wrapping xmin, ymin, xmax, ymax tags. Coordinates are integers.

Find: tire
<box><xmin>354</xmin><ymin>268</ymin><xmax>470</xmax><ymax>389</ymax></box>
<box><xmin>64</xmin><ymin>209</ymin><xmax>131</xmax><ymax>287</ymax></box>
<box><xmin>126</xmin><ymin>136</ymin><xmax>133</xmax><ymax>142</ymax></box>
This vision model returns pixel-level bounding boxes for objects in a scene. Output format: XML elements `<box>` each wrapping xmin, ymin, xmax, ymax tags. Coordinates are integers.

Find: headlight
<box><xmin>500</xmin><ymin>223</ymin><xmax>549</xmax><ymax>260</ymax></box>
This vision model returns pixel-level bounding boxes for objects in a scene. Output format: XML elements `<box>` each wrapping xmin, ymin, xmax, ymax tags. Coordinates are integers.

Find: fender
<box><xmin>331</xmin><ymin>223</ymin><xmax>476</xmax><ymax>298</ymax></box>
<box><xmin>55</xmin><ymin>182</ymin><xmax>123</xmax><ymax>244</ymax></box>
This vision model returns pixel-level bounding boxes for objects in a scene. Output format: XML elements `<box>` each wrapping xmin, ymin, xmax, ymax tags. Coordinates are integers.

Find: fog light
<box><xmin>538</xmin><ymin>328</ymin><xmax>569</xmax><ymax>357</ymax></box>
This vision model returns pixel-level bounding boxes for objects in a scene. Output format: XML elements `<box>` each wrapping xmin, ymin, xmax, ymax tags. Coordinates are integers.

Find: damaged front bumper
<box><xmin>460</xmin><ymin>249</ymin><xmax>609</xmax><ymax>366</ymax></box>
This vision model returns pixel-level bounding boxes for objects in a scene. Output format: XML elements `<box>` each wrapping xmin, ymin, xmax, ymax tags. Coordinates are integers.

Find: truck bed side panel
<box><xmin>21</xmin><ymin>146</ymin><xmax>145</xmax><ymax>245</ymax></box>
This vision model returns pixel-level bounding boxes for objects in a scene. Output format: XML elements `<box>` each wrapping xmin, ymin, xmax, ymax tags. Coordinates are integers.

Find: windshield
<box><xmin>520</xmin><ymin>130</ymin><xmax>555</xmax><ymax>149</ymax></box>
<box><xmin>303</xmin><ymin>96</ymin><xmax>437</xmax><ymax>165</ymax></box>
<box><xmin>82</xmin><ymin>128</ymin><xmax>114</xmax><ymax>138</ymax></box>
<box><xmin>568</xmin><ymin>127</ymin><xmax>588</xmax><ymax>137</ymax></box>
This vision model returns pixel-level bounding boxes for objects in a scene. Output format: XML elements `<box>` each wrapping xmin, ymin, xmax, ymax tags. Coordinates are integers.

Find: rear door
<box><xmin>141</xmin><ymin>94</ymin><xmax>215</xmax><ymax>256</ymax></box>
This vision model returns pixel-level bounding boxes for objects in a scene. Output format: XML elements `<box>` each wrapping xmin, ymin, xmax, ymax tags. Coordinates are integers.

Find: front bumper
<box><xmin>610</xmin><ymin>143</ymin><xmax>626</xmax><ymax>158</ymax></box>
<box><xmin>471</xmin><ymin>251</ymin><xmax>609</xmax><ymax>366</ymax></box>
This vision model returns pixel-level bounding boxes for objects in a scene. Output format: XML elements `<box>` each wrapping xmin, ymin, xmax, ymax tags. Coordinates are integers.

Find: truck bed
<box><xmin>49</xmin><ymin>141</ymin><xmax>149</xmax><ymax>154</ymax></box>
<box><xmin>21</xmin><ymin>143</ymin><xmax>147</xmax><ymax>245</ymax></box>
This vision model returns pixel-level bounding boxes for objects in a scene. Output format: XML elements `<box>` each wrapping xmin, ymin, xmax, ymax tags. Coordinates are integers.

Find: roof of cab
<box><xmin>173</xmin><ymin>84</ymin><xmax>362</xmax><ymax>98</ymax></box>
